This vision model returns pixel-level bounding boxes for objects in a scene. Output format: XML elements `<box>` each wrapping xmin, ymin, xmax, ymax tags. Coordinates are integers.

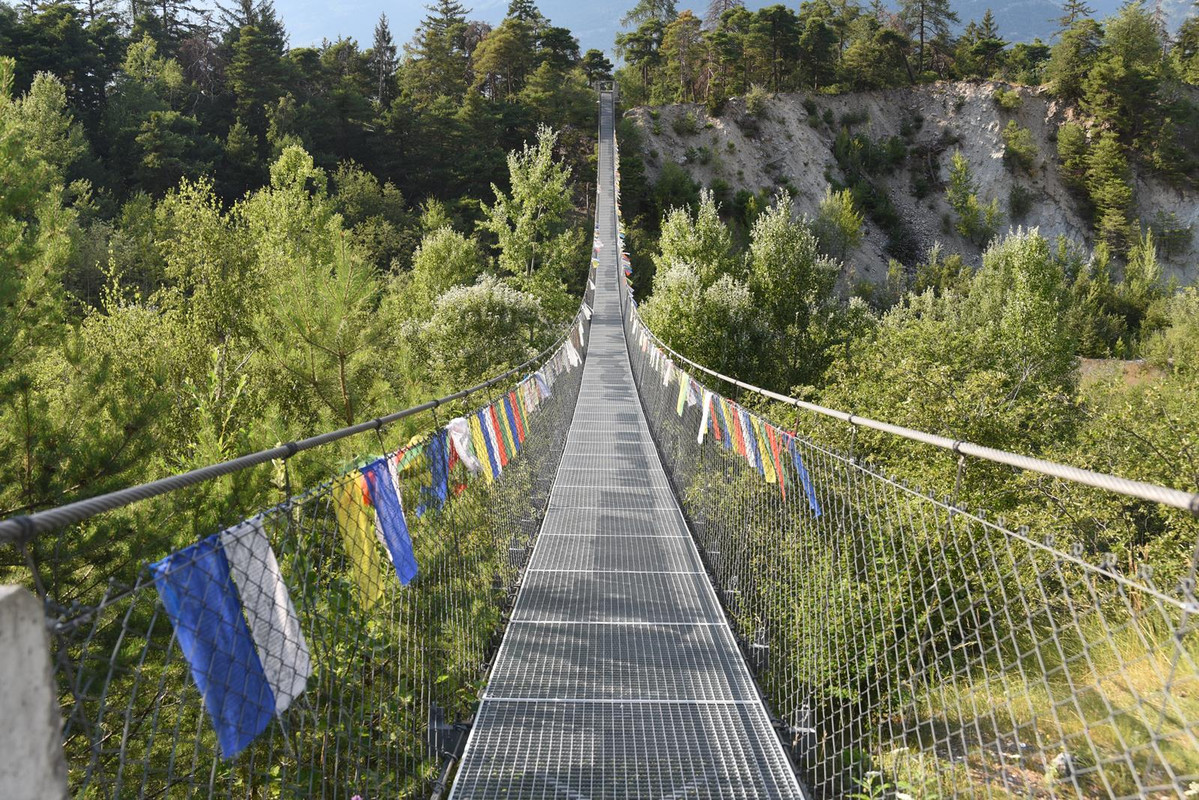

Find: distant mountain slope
<box><xmin>625</xmin><ymin>84</ymin><xmax>1199</xmax><ymax>285</ymax></box>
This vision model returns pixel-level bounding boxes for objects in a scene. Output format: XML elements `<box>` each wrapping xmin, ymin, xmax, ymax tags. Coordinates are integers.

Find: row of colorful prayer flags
<box><xmin>628</xmin><ymin>316</ymin><xmax>822</xmax><ymax>516</ymax></box>
<box><xmin>149</xmin><ymin>315</ymin><xmax>588</xmax><ymax>760</ymax></box>
<box><xmin>609</xmin><ymin>131</ymin><xmax>819</xmax><ymax>517</ymax></box>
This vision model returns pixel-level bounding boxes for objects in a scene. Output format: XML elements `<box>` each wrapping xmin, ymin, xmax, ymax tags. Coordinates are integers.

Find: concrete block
<box><xmin>0</xmin><ymin>585</ymin><xmax>68</xmax><ymax>799</ymax></box>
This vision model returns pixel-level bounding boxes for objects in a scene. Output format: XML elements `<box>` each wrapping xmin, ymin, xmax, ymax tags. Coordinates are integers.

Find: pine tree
<box><xmin>1047</xmin><ymin>17</ymin><xmax>1102</xmax><ymax>102</ymax></box>
<box><xmin>369</xmin><ymin>13</ymin><xmax>397</xmax><ymax>106</ymax></box>
<box><xmin>751</xmin><ymin>5</ymin><xmax>802</xmax><ymax>91</ymax></box>
<box><xmin>218</xmin><ymin>0</ymin><xmax>286</xmax><ymax>44</ymax></box>
<box><xmin>580</xmin><ymin>49</ymin><xmax>614</xmax><ymax>82</ymax></box>
<box><xmin>660</xmin><ymin>10</ymin><xmax>705</xmax><ymax>101</ymax></box>
<box><xmin>615</xmin><ymin>19</ymin><xmax>665</xmax><ymax>91</ymax></box>
<box><xmin>704</xmin><ymin>0</ymin><xmax>744</xmax><ymax>30</ymax></box>
<box><xmin>421</xmin><ymin>0</ymin><xmax>470</xmax><ymax>40</ymax></box>
<box><xmin>972</xmin><ymin>9</ymin><xmax>1007</xmax><ymax>74</ymax></box>
<box><xmin>1055</xmin><ymin>0</ymin><xmax>1094</xmax><ymax>32</ymax></box>
<box><xmin>507</xmin><ymin>0</ymin><xmax>544</xmax><ymax>26</ymax></box>
<box><xmin>226</xmin><ymin>22</ymin><xmax>285</xmax><ymax>138</ymax></box>
<box><xmin>471</xmin><ymin>20</ymin><xmax>529</xmax><ymax>99</ymax></box>
<box><xmin>405</xmin><ymin>0</ymin><xmax>472</xmax><ymax>104</ymax></box>
<box><xmin>899</xmin><ymin>0</ymin><xmax>959</xmax><ymax>73</ymax></box>
<box><xmin>538</xmin><ymin>26</ymin><xmax>580</xmax><ymax>68</ymax></box>
<box><xmin>79</xmin><ymin>0</ymin><xmax>121</xmax><ymax>24</ymax></box>
<box><xmin>134</xmin><ymin>0</ymin><xmax>205</xmax><ymax>53</ymax></box>
<box><xmin>1086</xmin><ymin>131</ymin><xmax>1133</xmax><ymax>251</ymax></box>
<box><xmin>621</xmin><ymin>0</ymin><xmax>678</xmax><ymax>28</ymax></box>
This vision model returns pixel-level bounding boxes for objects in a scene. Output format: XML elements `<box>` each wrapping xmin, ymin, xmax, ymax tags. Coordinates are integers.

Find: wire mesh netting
<box><xmin>624</xmin><ymin>301</ymin><xmax>1199</xmax><ymax>799</ymax></box>
<box><xmin>0</xmin><ymin>319</ymin><xmax>586</xmax><ymax>799</ymax></box>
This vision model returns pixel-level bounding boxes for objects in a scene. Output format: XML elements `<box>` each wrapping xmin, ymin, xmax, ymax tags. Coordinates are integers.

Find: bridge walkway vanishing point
<box><xmin>448</xmin><ymin>93</ymin><xmax>807</xmax><ymax>797</ymax></box>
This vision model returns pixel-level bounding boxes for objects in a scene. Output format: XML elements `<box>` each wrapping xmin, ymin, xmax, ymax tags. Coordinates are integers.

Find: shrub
<box><xmin>840</xmin><ymin>110</ymin><xmax>869</xmax><ymax>128</ymax></box>
<box><xmin>911</xmin><ymin>174</ymin><xmax>931</xmax><ymax>199</ymax></box>
<box><xmin>733</xmin><ymin>188</ymin><xmax>762</xmax><ymax>229</ymax></box>
<box><xmin>745</xmin><ymin>83</ymin><xmax>769</xmax><ymax>117</ymax></box>
<box><xmin>802</xmin><ymin>97</ymin><xmax>818</xmax><ymax>115</ymax></box>
<box><xmin>947</xmin><ymin>150</ymin><xmax>1002</xmax><ymax>245</ymax></box>
<box><xmin>899</xmin><ymin>113</ymin><xmax>924</xmax><ymax>138</ymax></box>
<box><xmin>1149</xmin><ymin>211</ymin><xmax>1193</xmax><ymax>258</ymax></box>
<box><xmin>709</xmin><ymin>178</ymin><xmax>732</xmax><ymax>205</ymax></box>
<box><xmin>994</xmin><ymin>87</ymin><xmax>1022</xmax><ymax>111</ymax></box>
<box><xmin>822</xmin><ymin>108</ymin><xmax>834</xmax><ymax>126</ymax></box>
<box><xmin>672</xmin><ymin>110</ymin><xmax>700</xmax><ymax>136</ymax></box>
<box><xmin>653</xmin><ymin>162</ymin><xmax>700</xmax><ymax>217</ymax></box>
<box><xmin>1001</xmin><ymin>120</ymin><xmax>1037</xmax><ymax>173</ymax></box>
<box><xmin>812</xmin><ymin>186</ymin><xmax>865</xmax><ymax>260</ymax></box>
<box><xmin>1009</xmin><ymin>184</ymin><xmax>1034</xmax><ymax>220</ymax></box>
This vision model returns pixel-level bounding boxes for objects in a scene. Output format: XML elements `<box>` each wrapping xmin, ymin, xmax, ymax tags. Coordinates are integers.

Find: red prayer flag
<box><xmin>489</xmin><ymin>405</ymin><xmax>509</xmax><ymax>467</ymax></box>
<box><xmin>767</xmin><ymin>425</ymin><xmax>786</xmax><ymax>500</ymax></box>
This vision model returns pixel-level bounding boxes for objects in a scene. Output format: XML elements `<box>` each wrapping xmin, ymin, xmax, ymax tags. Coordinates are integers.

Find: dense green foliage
<box><xmin>0</xmin><ymin>0</ymin><xmax>599</xmax><ymax>531</ymax></box>
<box><xmin>1</xmin><ymin>4</ymin><xmax>596</xmax><ymax>790</ymax></box>
<box><xmin>618</xmin><ymin>0</ymin><xmax>1196</xmax><ymax>123</ymax></box>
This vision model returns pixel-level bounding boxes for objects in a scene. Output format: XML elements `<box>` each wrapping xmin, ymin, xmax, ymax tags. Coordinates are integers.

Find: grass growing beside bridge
<box><xmin>914</xmin><ymin>613</ymin><xmax>1199</xmax><ymax>798</ymax></box>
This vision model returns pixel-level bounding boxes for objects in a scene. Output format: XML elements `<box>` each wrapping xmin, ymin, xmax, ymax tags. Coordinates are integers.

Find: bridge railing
<box><xmin>0</xmin><ymin>305</ymin><xmax>591</xmax><ymax>798</ymax></box>
<box><xmin>608</xmin><ymin>133</ymin><xmax>1199</xmax><ymax>798</ymax></box>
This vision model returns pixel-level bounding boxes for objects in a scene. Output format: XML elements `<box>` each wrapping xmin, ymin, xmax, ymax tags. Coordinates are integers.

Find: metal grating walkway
<box><xmin>448</xmin><ymin>92</ymin><xmax>806</xmax><ymax>798</ymax></box>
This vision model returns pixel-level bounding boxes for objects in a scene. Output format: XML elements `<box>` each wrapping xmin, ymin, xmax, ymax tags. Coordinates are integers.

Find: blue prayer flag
<box><xmin>150</xmin><ymin>536</ymin><xmax>276</xmax><ymax>759</ymax></box>
<box><xmin>416</xmin><ymin>430</ymin><xmax>449</xmax><ymax>516</ymax></box>
<box><xmin>741</xmin><ymin>409</ymin><xmax>764</xmax><ymax>476</ymax></box>
<box><xmin>787</xmin><ymin>437</ymin><xmax>823</xmax><ymax>517</ymax></box>
<box><xmin>362</xmin><ymin>458</ymin><xmax>419</xmax><ymax>585</ymax></box>
<box><xmin>503</xmin><ymin>396</ymin><xmax>521</xmax><ymax>455</ymax></box>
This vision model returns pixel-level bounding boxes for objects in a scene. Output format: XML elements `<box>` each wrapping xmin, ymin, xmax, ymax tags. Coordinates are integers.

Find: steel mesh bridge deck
<box><xmin>448</xmin><ymin>93</ymin><xmax>805</xmax><ymax>798</ymax></box>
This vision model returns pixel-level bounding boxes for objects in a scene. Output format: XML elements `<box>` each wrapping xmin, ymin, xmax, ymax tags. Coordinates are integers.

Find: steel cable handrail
<box><xmin>625</xmin><ymin>305</ymin><xmax>1199</xmax><ymax>516</ymax></box>
<box><xmin>0</xmin><ymin>311</ymin><xmax>588</xmax><ymax>544</ymax></box>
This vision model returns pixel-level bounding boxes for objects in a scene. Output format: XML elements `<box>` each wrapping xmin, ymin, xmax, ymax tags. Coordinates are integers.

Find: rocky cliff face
<box><xmin>626</xmin><ymin>82</ymin><xmax>1198</xmax><ymax>286</ymax></box>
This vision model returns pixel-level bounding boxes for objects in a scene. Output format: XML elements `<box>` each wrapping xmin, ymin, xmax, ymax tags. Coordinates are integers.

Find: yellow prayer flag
<box><xmin>469</xmin><ymin>414</ymin><xmax>494</xmax><ymax>482</ymax></box>
<box><xmin>333</xmin><ymin>472</ymin><xmax>387</xmax><ymax>610</ymax></box>
<box><xmin>752</xmin><ymin>417</ymin><xmax>776</xmax><ymax>485</ymax></box>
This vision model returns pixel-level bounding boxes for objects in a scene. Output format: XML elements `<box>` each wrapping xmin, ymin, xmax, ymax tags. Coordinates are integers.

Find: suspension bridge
<box><xmin>1</xmin><ymin>90</ymin><xmax>1198</xmax><ymax>799</ymax></box>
